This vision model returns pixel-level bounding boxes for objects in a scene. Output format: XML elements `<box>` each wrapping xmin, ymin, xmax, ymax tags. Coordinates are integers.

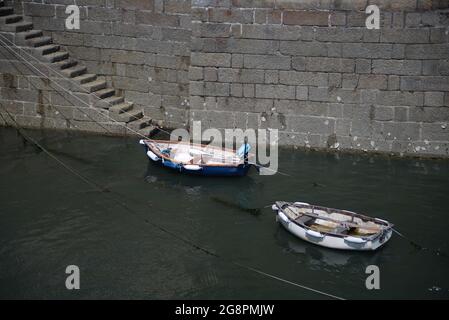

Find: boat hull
<box><xmin>275</xmin><ymin>208</ymin><xmax>392</xmax><ymax>251</ymax></box>
<box><xmin>155</xmin><ymin>158</ymin><xmax>251</xmax><ymax>176</ymax></box>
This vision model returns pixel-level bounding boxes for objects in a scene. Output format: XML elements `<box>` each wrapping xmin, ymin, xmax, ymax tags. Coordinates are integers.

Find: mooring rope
<box><xmin>1</xmin><ymin>32</ymin><xmax>444</xmax><ymax>261</ymax></box>
<box><xmin>392</xmin><ymin>229</ymin><xmax>448</xmax><ymax>258</ymax></box>
<box><xmin>0</xmin><ymin>34</ymin><xmax>298</xmax><ymax>178</ymax></box>
<box><xmin>232</xmin><ymin>262</ymin><xmax>344</xmax><ymax>300</ymax></box>
<box><xmin>0</xmin><ymin>45</ymin><xmax>118</xmax><ymax>136</ymax></box>
<box><xmin>0</xmin><ymin>103</ymin><xmax>346</xmax><ymax>300</ymax></box>
<box><xmin>249</xmin><ymin>162</ymin><xmax>292</xmax><ymax>176</ymax></box>
<box><xmin>0</xmin><ymin>34</ymin><xmax>149</xmax><ymax>139</ymax></box>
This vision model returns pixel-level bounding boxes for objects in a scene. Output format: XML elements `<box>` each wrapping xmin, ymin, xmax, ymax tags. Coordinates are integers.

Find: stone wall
<box><xmin>189</xmin><ymin>0</ymin><xmax>449</xmax><ymax>157</ymax></box>
<box><xmin>1</xmin><ymin>0</ymin><xmax>449</xmax><ymax>157</ymax></box>
<box><xmin>12</xmin><ymin>0</ymin><xmax>192</xmax><ymax>129</ymax></box>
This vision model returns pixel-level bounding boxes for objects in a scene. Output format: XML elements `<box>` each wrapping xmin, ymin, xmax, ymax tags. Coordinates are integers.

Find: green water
<box><xmin>0</xmin><ymin>126</ymin><xmax>448</xmax><ymax>299</ymax></box>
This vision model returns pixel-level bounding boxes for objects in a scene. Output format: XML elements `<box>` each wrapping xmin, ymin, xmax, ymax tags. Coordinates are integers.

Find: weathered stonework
<box><xmin>1</xmin><ymin>0</ymin><xmax>191</xmax><ymax>131</ymax></box>
<box><xmin>189</xmin><ymin>0</ymin><xmax>449</xmax><ymax>157</ymax></box>
<box><xmin>1</xmin><ymin>0</ymin><xmax>449</xmax><ymax>157</ymax></box>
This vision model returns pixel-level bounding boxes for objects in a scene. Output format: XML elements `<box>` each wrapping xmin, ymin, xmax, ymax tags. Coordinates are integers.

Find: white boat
<box><xmin>272</xmin><ymin>201</ymin><xmax>393</xmax><ymax>251</ymax></box>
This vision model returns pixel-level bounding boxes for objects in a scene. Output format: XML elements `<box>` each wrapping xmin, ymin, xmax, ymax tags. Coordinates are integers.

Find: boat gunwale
<box><xmin>143</xmin><ymin>139</ymin><xmax>251</xmax><ymax>168</ymax></box>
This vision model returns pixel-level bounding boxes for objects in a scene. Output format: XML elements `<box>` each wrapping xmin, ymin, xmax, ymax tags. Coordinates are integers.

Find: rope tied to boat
<box><xmin>392</xmin><ymin>228</ymin><xmax>449</xmax><ymax>258</ymax></box>
<box><xmin>0</xmin><ymin>34</ymin><xmax>149</xmax><ymax>139</ymax></box>
<box><xmin>2</xmin><ymin>25</ymin><xmax>446</xmax><ymax>291</ymax></box>
<box><xmin>0</xmin><ymin>103</ymin><xmax>345</xmax><ymax>300</ymax></box>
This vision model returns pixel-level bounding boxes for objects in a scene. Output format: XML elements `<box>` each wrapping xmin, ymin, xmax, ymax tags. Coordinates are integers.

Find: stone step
<box><xmin>15</xmin><ymin>29</ymin><xmax>43</xmax><ymax>44</ymax></box>
<box><xmin>137</xmin><ymin>125</ymin><xmax>158</xmax><ymax>138</ymax></box>
<box><xmin>93</xmin><ymin>87</ymin><xmax>115</xmax><ymax>99</ymax></box>
<box><xmin>151</xmin><ymin>119</ymin><xmax>164</xmax><ymax>128</ymax></box>
<box><xmin>82</xmin><ymin>79</ymin><xmax>106</xmax><ymax>93</ymax></box>
<box><xmin>28</xmin><ymin>36</ymin><xmax>52</xmax><ymax>47</ymax></box>
<box><xmin>0</xmin><ymin>13</ymin><xmax>21</xmax><ymax>24</ymax></box>
<box><xmin>61</xmin><ymin>65</ymin><xmax>86</xmax><ymax>78</ymax></box>
<box><xmin>109</xmin><ymin>102</ymin><xmax>133</xmax><ymax>114</ymax></box>
<box><xmin>41</xmin><ymin>50</ymin><xmax>69</xmax><ymax>63</ymax></box>
<box><xmin>95</xmin><ymin>95</ymin><xmax>124</xmax><ymax>109</ymax></box>
<box><xmin>120</xmin><ymin>109</ymin><xmax>143</xmax><ymax>123</ymax></box>
<box><xmin>72</xmin><ymin>73</ymin><xmax>96</xmax><ymax>84</ymax></box>
<box><xmin>0</xmin><ymin>6</ymin><xmax>13</xmax><ymax>16</ymax></box>
<box><xmin>0</xmin><ymin>21</ymin><xmax>33</xmax><ymax>32</ymax></box>
<box><xmin>0</xmin><ymin>9</ymin><xmax>139</xmax><ymax>135</ymax></box>
<box><xmin>128</xmin><ymin>116</ymin><xmax>152</xmax><ymax>130</ymax></box>
<box><xmin>34</xmin><ymin>43</ymin><xmax>59</xmax><ymax>55</ymax></box>
<box><xmin>53</xmin><ymin>58</ymin><xmax>77</xmax><ymax>70</ymax></box>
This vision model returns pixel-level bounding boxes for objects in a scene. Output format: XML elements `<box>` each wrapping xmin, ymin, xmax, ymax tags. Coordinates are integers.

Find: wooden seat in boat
<box><xmin>333</xmin><ymin>225</ymin><xmax>350</xmax><ymax>235</ymax></box>
<box><xmin>296</xmin><ymin>215</ymin><xmax>313</xmax><ymax>225</ymax></box>
<box><xmin>309</xmin><ymin>224</ymin><xmax>334</xmax><ymax>233</ymax></box>
<box><xmin>352</xmin><ymin>227</ymin><xmax>379</xmax><ymax>235</ymax></box>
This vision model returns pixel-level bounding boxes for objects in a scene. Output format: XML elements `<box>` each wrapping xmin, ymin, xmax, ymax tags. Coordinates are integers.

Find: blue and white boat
<box><xmin>139</xmin><ymin>139</ymin><xmax>254</xmax><ymax>177</ymax></box>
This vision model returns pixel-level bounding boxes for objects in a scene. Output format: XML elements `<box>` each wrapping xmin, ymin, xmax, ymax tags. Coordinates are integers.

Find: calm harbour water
<box><xmin>0</xmin><ymin>126</ymin><xmax>448</xmax><ymax>299</ymax></box>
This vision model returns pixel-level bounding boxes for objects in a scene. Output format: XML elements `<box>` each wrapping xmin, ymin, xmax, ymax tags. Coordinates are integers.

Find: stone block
<box><xmin>376</xmin><ymin>91</ymin><xmax>424</xmax><ymax>106</ymax></box>
<box><xmin>374</xmin><ymin>106</ymin><xmax>394</xmax><ymax>121</ymax></box>
<box><xmin>191</xmin><ymin>52</ymin><xmax>231</xmax><ymax>67</ymax></box>
<box><xmin>280</xmin><ymin>41</ymin><xmax>329</xmax><ymax>57</ymax></box>
<box><xmin>204</xmin><ymin>82</ymin><xmax>229</xmax><ymax>96</ymax></box>
<box><xmin>380</xmin><ymin>29</ymin><xmax>430</xmax><ymax>44</ymax></box>
<box><xmin>406</xmin><ymin>44</ymin><xmax>449</xmax><ymax>59</ymax></box>
<box><xmin>243</xmin><ymin>54</ymin><xmax>291</xmax><ymax>70</ymax></box>
<box><xmin>279</xmin><ymin>71</ymin><xmax>328</xmax><ymax>86</ymax></box>
<box><xmin>383</xmin><ymin>122</ymin><xmax>421</xmax><ymax>141</ymax></box>
<box><xmin>342</xmin><ymin>43</ymin><xmax>393</xmax><ymax>59</ymax></box>
<box><xmin>189</xmin><ymin>67</ymin><xmax>203</xmax><ymax>80</ymax></box>
<box><xmin>372</xmin><ymin>59</ymin><xmax>422</xmax><ymax>75</ymax></box>
<box><xmin>286</xmin><ymin>116</ymin><xmax>335</xmax><ymax>135</ymax></box>
<box><xmin>255</xmin><ymin>84</ymin><xmax>295</xmax><ymax>99</ymax></box>
<box><xmin>422</xmin><ymin>123</ymin><xmax>449</xmax><ymax>141</ymax></box>
<box><xmin>283</xmin><ymin>11</ymin><xmax>329</xmax><ymax>26</ymax></box>
<box><xmin>394</xmin><ymin>106</ymin><xmax>408</xmax><ymax>122</ymax></box>
<box><xmin>216</xmin><ymin>38</ymin><xmax>278</xmax><ymax>54</ymax></box>
<box><xmin>409</xmin><ymin>106</ymin><xmax>449</xmax><ymax>122</ymax></box>
<box><xmin>265</xmin><ymin>70</ymin><xmax>278</xmax><ymax>84</ymax></box>
<box><xmin>358</xmin><ymin>75</ymin><xmax>388</xmax><ymax>90</ymax></box>
<box><xmin>230</xmin><ymin>83</ymin><xmax>243</xmax><ymax>97</ymax></box>
<box><xmin>355</xmin><ymin>59</ymin><xmax>371</xmax><ymax>74</ymax></box>
<box><xmin>208</xmin><ymin>8</ymin><xmax>253</xmax><ymax>23</ymax></box>
<box><xmin>305</xmin><ymin>57</ymin><xmax>354</xmax><ymax>73</ymax></box>
<box><xmin>401</xmin><ymin>76</ymin><xmax>449</xmax><ymax>91</ymax></box>
<box><xmin>425</xmin><ymin>91</ymin><xmax>445</xmax><ymax>106</ymax></box>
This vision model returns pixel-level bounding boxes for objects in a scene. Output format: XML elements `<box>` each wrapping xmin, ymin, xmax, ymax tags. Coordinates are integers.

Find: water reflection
<box><xmin>143</xmin><ymin>160</ymin><xmax>264</xmax><ymax>206</ymax></box>
<box><xmin>274</xmin><ymin>226</ymin><xmax>385</xmax><ymax>271</ymax></box>
<box><xmin>1</xmin><ymin>127</ymin><xmax>449</xmax><ymax>299</ymax></box>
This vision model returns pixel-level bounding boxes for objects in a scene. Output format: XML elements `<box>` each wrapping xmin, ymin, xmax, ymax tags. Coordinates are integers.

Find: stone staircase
<box><xmin>0</xmin><ymin>1</ymin><xmax>156</xmax><ymax>137</ymax></box>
